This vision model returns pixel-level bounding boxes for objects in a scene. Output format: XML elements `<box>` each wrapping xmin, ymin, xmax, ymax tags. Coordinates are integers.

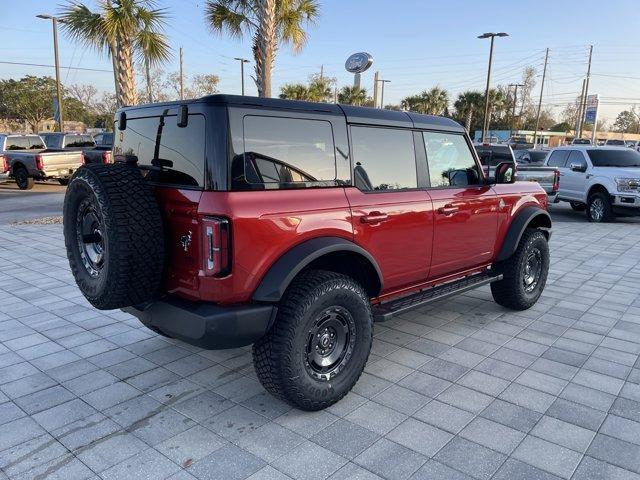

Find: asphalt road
<box><xmin>1</xmin><ymin>179</ymin><xmax>638</xmax><ymax>225</ymax></box>
<box><xmin>0</xmin><ymin>180</ymin><xmax>66</xmax><ymax>225</ymax></box>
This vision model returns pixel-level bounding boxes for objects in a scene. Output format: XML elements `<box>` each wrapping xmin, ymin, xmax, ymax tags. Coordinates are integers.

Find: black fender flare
<box><xmin>496</xmin><ymin>206</ymin><xmax>552</xmax><ymax>262</ymax></box>
<box><xmin>252</xmin><ymin>236</ymin><xmax>383</xmax><ymax>303</ymax></box>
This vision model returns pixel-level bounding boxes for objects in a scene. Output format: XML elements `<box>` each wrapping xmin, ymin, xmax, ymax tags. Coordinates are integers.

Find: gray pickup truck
<box><xmin>475</xmin><ymin>144</ymin><xmax>559</xmax><ymax>201</ymax></box>
<box><xmin>0</xmin><ymin>134</ymin><xmax>85</xmax><ymax>189</ymax></box>
<box><xmin>41</xmin><ymin>132</ymin><xmax>112</xmax><ymax>165</ymax></box>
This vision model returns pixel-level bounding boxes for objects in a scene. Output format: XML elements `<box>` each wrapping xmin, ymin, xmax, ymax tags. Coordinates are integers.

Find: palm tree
<box><xmin>401</xmin><ymin>94</ymin><xmax>424</xmax><ymax>112</ymax></box>
<box><xmin>454</xmin><ymin>91</ymin><xmax>483</xmax><ymax>133</ymax></box>
<box><xmin>60</xmin><ymin>0</ymin><xmax>170</xmax><ymax>107</ymax></box>
<box><xmin>206</xmin><ymin>0</ymin><xmax>319</xmax><ymax>98</ymax></box>
<box><xmin>338</xmin><ymin>86</ymin><xmax>367</xmax><ymax>106</ymax></box>
<box><xmin>279</xmin><ymin>83</ymin><xmax>309</xmax><ymax>100</ymax></box>
<box><xmin>485</xmin><ymin>88</ymin><xmax>507</xmax><ymax>127</ymax></box>
<box><xmin>420</xmin><ymin>87</ymin><xmax>449</xmax><ymax>116</ymax></box>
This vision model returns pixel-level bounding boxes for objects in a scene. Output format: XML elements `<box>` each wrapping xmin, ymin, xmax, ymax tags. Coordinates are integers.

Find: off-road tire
<box><xmin>58</xmin><ymin>178</ymin><xmax>70</xmax><ymax>186</ymax></box>
<box><xmin>14</xmin><ymin>166</ymin><xmax>34</xmax><ymax>190</ymax></box>
<box><xmin>570</xmin><ymin>202</ymin><xmax>586</xmax><ymax>212</ymax></box>
<box><xmin>253</xmin><ymin>270</ymin><xmax>373</xmax><ymax>411</ymax></box>
<box><xmin>491</xmin><ymin>229</ymin><xmax>549</xmax><ymax>310</ymax></box>
<box><xmin>63</xmin><ymin>162</ymin><xmax>165</xmax><ymax>310</ymax></box>
<box><xmin>587</xmin><ymin>192</ymin><xmax>613</xmax><ymax>223</ymax></box>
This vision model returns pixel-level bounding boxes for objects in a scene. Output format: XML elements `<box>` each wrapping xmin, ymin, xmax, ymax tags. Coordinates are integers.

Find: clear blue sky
<box><xmin>3</xmin><ymin>0</ymin><xmax>639</xmax><ymax>124</ymax></box>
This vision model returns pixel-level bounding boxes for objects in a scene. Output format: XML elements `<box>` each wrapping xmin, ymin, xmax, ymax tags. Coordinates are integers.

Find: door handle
<box><xmin>437</xmin><ymin>204</ymin><xmax>459</xmax><ymax>215</ymax></box>
<box><xmin>361</xmin><ymin>211</ymin><xmax>389</xmax><ymax>224</ymax></box>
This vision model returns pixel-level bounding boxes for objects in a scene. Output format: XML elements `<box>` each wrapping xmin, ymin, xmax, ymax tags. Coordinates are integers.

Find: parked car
<box><xmin>475</xmin><ymin>144</ymin><xmax>559</xmax><ymax>201</ymax></box>
<box><xmin>605</xmin><ymin>139</ymin><xmax>626</xmax><ymax>147</ymax></box>
<box><xmin>513</xmin><ymin>148</ymin><xmax>549</xmax><ymax>165</ymax></box>
<box><xmin>93</xmin><ymin>132</ymin><xmax>114</xmax><ymax>147</ymax></box>
<box><xmin>41</xmin><ymin>132</ymin><xmax>112</xmax><ymax>165</ymax></box>
<box><xmin>63</xmin><ymin>95</ymin><xmax>551</xmax><ymax>410</ymax></box>
<box><xmin>545</xmin><ymin>146</ymin><xmax>640</xmax><ymax>221</ymax></box>
<box><xmin>0</xmin><ymin>134</ymin><xmax>84</xmax><ymax>189</ymax></box>
<box><xmin>624</xmin><ymin>140</ymin><xmax>639</xmax><ymax>149</ymax></box>
<box><xmin>571</xmin><ymin>138</ymin><xmax>592</xmax><ymax>145</ymax></box>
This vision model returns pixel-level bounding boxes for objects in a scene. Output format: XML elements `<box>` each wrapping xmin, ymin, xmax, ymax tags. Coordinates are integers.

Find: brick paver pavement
<box><xmin>0</xmin><ymin>213</ymin><xmax>639</xmax><ymax>479</ymax></box>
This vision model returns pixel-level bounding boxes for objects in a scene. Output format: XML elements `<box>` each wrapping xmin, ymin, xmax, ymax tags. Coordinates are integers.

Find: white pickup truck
<box><xmin>545</xmin><ymin>146</ymin><xmax>640</xmax><ymax>222</ymax></box>
<box><xmin>0</xmin><ymin>134</ymin><xmax>84</xmax><ymax>189</ymax></box>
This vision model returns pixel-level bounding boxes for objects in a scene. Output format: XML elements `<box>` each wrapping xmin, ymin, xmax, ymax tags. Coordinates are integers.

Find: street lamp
<box><xmin>376</xmin><ymin>79</ymin><xmax>390</xmax><ymax>109</ymax></box>
<box><xmin>234</xmin><ymin>57</ymin><xmax>250</xmax><ymax>96</ymax></box>
<box><xmin>37</xmin><ymin>14</ymin><xmax>65</xmax><ymax>132</ymax></box>
<box><xmin>478</xmin><ymin>32</ymin><xmax>508</xmax><ymax>143</ymax></box>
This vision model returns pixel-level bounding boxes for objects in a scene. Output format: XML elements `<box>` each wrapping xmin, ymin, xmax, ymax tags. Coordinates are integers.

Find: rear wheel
<box><xmin>570</xmin><ymin>202</ymin><xmax>586</xmax><ymax>212</ymax></box>
<box><xmin>587</xmin><ymin>192</ymin><xmax>613</xmax><ymax>222</ymax></box>
<box><xmin>253</xmin><ymin>270</ymin><xmax>373</xmax><ymax>411</ymax></box>
<box><xmin>491</xmin><ymin>229</ymin><xmax>549</xmax><ymax>310</ymax></box>
<box><xmin>14</xmin><ymin>166</ymin><xmax>34</xmax><ymax>190</ymax></box>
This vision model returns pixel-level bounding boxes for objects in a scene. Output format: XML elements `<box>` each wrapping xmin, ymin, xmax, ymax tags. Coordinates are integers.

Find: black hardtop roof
<box><xmin>119</xmin><ymin>94</ymin><xmax>465</xmax><ymax>132</ymax></box>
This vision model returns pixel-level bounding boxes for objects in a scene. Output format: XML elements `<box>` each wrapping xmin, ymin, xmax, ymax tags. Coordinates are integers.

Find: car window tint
<box><xmin>587</xmin><ymin>149</ymin><xmax>640</xmax><ymax>167</ymax></box>
<box><xmin>567</xmin><ymin>150</ymin><xmax>586</xmax><ymax>168</ymax></box>
<box><xmin>115</xmin><ymin>114</ymin><xmax>206</xmax><ymax>187</ymax></box>
<box><xmin>547</xmin><ymin>150</ymin><xmax>569</xmax><ymax>167</ymax></box>
<box><xmin>350</xmin><ymin>126</ymin><xmax>416</xmax><ymax>191</ymax></box>
<box><xmin>424</xmin><ymin>132</ymin><xmax>480</xmax><ymax>187</ymax></box>
<box><xmin>237</xmin><ymin>116</ymin><xmax>337</xmax><ymax>189</ymax></box>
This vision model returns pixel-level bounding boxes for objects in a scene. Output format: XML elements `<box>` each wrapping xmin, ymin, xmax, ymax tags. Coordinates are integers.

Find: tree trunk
<box><xmin>465</xmin><ymin>107</ymin><xmax>473</xmax><ymax>133</ymax></box>
<box><xmin>145</xmin><ymin>58</ymin><xmax>153</xmax><ymax>103</ymax></box>
<box><xmin>255</xmin><ymin>0</ymin><xmax>276</xmax><ymax>98</ymax></box>
<box><xmin>109</xmin><ymin>43</ymin><xmax>121</xmax><ymax>107</ymax></box>
<box><xmin>115</xmin><ymin>36</ymin><xmax>137</xmax><ymax>107</ymax></box>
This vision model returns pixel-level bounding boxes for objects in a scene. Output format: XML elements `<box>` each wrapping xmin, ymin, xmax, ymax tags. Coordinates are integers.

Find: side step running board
<box><xmin>373</xmin><ymin>272</ymin><xmax>502</xmax><ymax>322</ymax></box>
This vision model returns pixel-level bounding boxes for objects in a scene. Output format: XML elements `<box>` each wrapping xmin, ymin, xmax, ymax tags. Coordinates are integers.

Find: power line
<box><xmin>0</xmin><ymin>60</ymin><xmax>112</xmax><ymax>73</ymax></box>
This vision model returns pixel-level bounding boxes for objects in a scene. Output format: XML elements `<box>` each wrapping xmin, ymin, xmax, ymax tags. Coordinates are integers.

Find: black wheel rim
<box><xmin>590</xmin><ymin>198</ymin><xmax>604</xmax><ymax>221</ymax></box>
<box><xmin>304</xmin><ymin>306</ymin><xmax>356</xmax><ymax>381</ymax></box>
<box><xmin>523</xmin><ymin>247</ymin><xmax>542</xmax><ymax>293</ymax></box>
<box><xmin>75</xmin><ymin>199</ymin><xmax>105</xmax><ymax>278</ymax></box>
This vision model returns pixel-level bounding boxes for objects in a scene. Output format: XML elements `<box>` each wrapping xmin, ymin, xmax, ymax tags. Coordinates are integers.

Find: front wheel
<box><xmin>14</xmin><ymin>166</ymin><xmax>34</xmax><ymax>190</ymax></box>
<box><xmin>587</xmin><ymin>192</ymin><xmax>613</xmax><ymax>222</ymax></box>
<box><xmin>491</xmin><ymin>229</ymin><xmax>549</xmax><ymax>310</ymax></box>
<box><xmin>252</xmin><ymin>270</ymin><xmax>373</xmax><ymax>411</ymax></box>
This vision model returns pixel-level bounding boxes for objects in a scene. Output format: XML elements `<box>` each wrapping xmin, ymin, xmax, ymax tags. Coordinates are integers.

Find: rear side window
<box><xmin>547</xmin><ymin>150</ymin><xmax>569</xmax><ymax>167</ymax></box>
<box><xmin>235</xmin><ymin>116</ymin><xmax>337</xmax><ymax>189</ymax></box>
<box><xmin>115</xmin><ymin>114</ymin><xmax>206</xmax><ymax>188</ymax></box>
<box><xmin>350</xmin><ymin>126</ymin><xmax>416</xmax><ymax>191</ymax></box>
<box><xmin>424</xmin><ymin>132</ymin><xmax>480</xmax><ymax>187</ymax></box>
<box><xmin>65</xmin><ymin>135</ymin><xmax>95</xmax><ymax>148</ymax></box>
<box><xmin>567</xmin><ymin>150</ymin><xmax>586</xmax><ymax>169</ymax></box>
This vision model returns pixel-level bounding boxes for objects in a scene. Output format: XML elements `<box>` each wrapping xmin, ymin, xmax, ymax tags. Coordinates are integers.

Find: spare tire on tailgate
<box><xmin>63</xmin><ymin>162</ymin><xmax>165</xmax><ymax>310</ymax></box>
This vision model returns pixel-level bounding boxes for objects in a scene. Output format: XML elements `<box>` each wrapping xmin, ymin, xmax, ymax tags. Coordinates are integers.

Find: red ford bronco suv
<box><xmin>63</xmin><ymin>95</ymin><xmax>551</xmax><ymax>410</ymax></box>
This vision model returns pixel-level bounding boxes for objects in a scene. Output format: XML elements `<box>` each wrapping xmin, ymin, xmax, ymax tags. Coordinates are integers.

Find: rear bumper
<box><xmin>123</xmin><ymin>297</ymin><xmax>277</xmax><ymax>349</ymax></box>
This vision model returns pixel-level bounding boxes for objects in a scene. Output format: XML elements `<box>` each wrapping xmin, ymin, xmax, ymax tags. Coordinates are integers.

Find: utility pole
<box><xmin>373</xmin><ymin>71</ymin><xmax>379</xmax><ymax>107</ymax></box>
<box><xmin>179</xmin><ymin>47</ymin><xmax>184</xmax><ymax>100</ymax></box>
<box><xmin>234</xmin><ymin>57</ymin><xmax>250</xmax><ymax>95</ymax></box>
<box><xmin>478</xmin><ymin>32</ymin><xmax>509</xmax><ymax>143</ymax></box>
<box><xmin>576</xmin><ymin>78</ymin><xmax>587</xmax><ymax>138</ymax></box>
<box><xmin>579</xmin><ymin>45</ymin><xmax>593</xmax><ymax>138</ymax></box>
<box><xmin>334</xmin><ymin>87</ymin><xmax>338</xmax><ymax>104</ymax></box>
<box><xmin>320</xmin><ymin>64</ymin><xmax>324</xmax><ymax>81</ymax></box>
<box><xmin>377</xmin><ymin>79</ymin><xmax>390</xmax><ymax>109</ymax></box>
<box><xmin>508</xmin><ymin>83</ymin><xmax>524</xmax><ymax>138</ymax></box>
<box><xmin>37</xmin><ymin>14</ymin><xmax>64</xmax><ymax>132</ymax></box>
<box><xmin>533</xmin><ymin>48</ymin><xmax>549</xmax><ymax>149</ymax></box>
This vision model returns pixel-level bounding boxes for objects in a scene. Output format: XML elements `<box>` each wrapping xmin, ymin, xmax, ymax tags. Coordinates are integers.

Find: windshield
<box><xmin>606</xmin><ymin>140</ymin><xmax>626</xmax><ymax>146</ymax></box>
<box><xmin>6</xmin><ymin>136</ymin><xmax>44</xmax><ymax>150</ymax></box>
<box><xmin>588</xmin><ymin>149</ymin><xmax>640</xmax><ymax>167</ymax></box>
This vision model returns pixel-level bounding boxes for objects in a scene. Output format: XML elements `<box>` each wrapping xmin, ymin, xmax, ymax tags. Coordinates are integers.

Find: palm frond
<box><xmin>58</xmin><ymin>2</ymin><xmax>110</xmax><ymax>53</ymax></box>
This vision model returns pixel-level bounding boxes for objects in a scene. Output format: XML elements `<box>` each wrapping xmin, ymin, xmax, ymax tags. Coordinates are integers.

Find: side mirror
<box><xmin>570</xmin><ymin>163</ymin><xmax>586</xmax><ymax>173</ymax></box>
<box><xmin>494</xmin><ymin>161</ymin><xmax>516</xmax><ymax>184</ymax></box>
<box><xmin>117</xmin><ymin>111</ymin><xmax>127</xmax><ymax>131</ymax></box>
<box><xmin>177</xmin><ymin>105</ymin><xmax>188</xmax><ymax>128</ymax></box>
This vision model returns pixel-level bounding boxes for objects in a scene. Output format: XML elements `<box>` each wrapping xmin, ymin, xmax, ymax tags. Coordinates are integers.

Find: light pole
<box><xmin>37</xmin><ymin>14</ymin><xmax>64</xmax><ymax>132</ymax></box>
<box><xmin>478</xmin><ymin>32</ymin><xmax>508</xmax><ymax>143</ymax></box>
<box><xmin>234</xmin><ymin>57</ymin><xmax>250</xmax><ymax>96</ymax></box>
<box><xmin>376</xmin><ymin>79</ymin><xmax>390</xmax><ymax>109</ymax></box>
<box><xmin>508</xmin><ymin>83</ymin><xmax>524</xmax><ymax>139</ymax></box>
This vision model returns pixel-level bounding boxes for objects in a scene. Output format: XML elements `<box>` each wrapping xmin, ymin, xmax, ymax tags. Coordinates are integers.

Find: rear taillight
<box><xmin>35</xmin><ymin>154</ymin><xmax>44</xmax><ymax>171</ymax></box>
<box><xmin>201</xmin><ymin>217</ymin><xmax>231</xmax><ymax>276</ymax></box>
<box><xmin>101</xmin><ymin>151</ymin><xmax>111</xmax><ymax>164</ymax></box>
<box><xmin>553</xmin><ymin>170</ymin><xmax>560</xmax><ymax>192</ymax></box>
<box><xmin>1</xmin><ymin>155</ymin><xmax>8</xmax><ymax>173</ymax></box>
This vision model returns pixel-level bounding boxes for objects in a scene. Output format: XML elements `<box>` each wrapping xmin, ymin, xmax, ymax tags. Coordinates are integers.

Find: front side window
<box><xmin>567</xmin><ymin>150</ymin><xmax>586</xmax><ymax>169</ymax></box>
<box><xmin>235</xmin><ymin>116</ymin><xmax>337</xmax><ymax>189</ymax></box>
<box><xmin>424</xmin><ymin>132</ymin><xmax>480</xmax><ymax>187</ymax></box>
<box><xmin>115</xmin><ymin>114</ymin><xmax>206</xmax><ymax>187</ymax></box>
<box><xmin>350</xmin><ymin>126</ymin><xmax>416</xmax><ymax>191</ymax></box>
<box><xmin>547</xmin><ymin>150</ymin><xmax>569</xmax><ymax>167</ymax></box>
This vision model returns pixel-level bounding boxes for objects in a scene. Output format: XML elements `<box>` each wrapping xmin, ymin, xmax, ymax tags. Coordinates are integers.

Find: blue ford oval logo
<box><xmin>345</xmin><ymin>52</ymin><xmax>374</xmax><ymax>74</ymax></box>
